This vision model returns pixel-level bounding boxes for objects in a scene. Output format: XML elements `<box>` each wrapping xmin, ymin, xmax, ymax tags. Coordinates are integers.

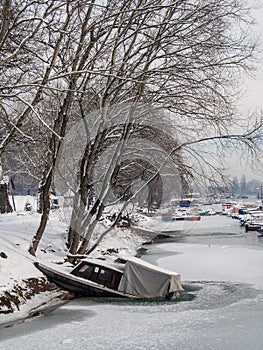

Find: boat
<box><xmin>161</xmin><ymin>212</ymin><xmax>201</xmax><ymax>222</ymax></box>
<box><xmin>198</xmin><ymin>209</ymin><xmax>217</xmax><ymax>216</ymax></box>
<box><xmin>179</xmin><ymin>199</ymin><xmax>192</xmax><ymax>208</ymax></box>
<box><xmin>34</xmin><ymin>256</ymin><xmax>183</xmax><ymax>299</ymax></box>
<box><xmin>245</xmin><ymin>223</ymin><xmax>262</xmax><ymax>232</ymax></box>
<box><xmin>137</xmin><ymin>210</ymin><xmax>201</xmax><ymax>233</ymax></box>
<box><xmin>239</xmin><ymin>209</ymin><xmax>263</xmax><ymax>232</ymax></box>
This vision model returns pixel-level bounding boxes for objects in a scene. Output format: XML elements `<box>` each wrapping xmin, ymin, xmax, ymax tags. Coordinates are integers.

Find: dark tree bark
<box><xmin>0</xmin><ymin>183</ymin><xmax>13</xmax><ymax>214</ymax></box>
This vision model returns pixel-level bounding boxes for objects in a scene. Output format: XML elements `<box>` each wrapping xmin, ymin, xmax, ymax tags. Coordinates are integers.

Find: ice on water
<box><xmin>1</xmin><ymin>215</ymin><xmax>263</xmax><ymax>350</ymax></box>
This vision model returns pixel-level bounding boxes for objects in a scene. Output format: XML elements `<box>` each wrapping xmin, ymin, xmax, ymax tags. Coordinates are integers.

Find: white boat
<box><xmin>137</xmin><ymin>211</ymin><xmax>201</xmax><ymax>233</ymax></box>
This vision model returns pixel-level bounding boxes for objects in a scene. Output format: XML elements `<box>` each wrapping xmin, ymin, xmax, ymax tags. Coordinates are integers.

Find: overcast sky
<box><xmin>227</xmin><ymin>3</ymin><xmax>263</xmax><ymax>181</ymax></box>
<box><xmin>241</xmin><ymin>3</ymin><xmax>263</xmax><ymax>111</ymax></box>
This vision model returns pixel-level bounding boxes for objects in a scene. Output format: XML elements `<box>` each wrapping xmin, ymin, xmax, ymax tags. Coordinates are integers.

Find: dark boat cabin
<box><xmin>71</xmin><ymin>260</ymin><xmax>124</xmax><ymax>290</ymax></box>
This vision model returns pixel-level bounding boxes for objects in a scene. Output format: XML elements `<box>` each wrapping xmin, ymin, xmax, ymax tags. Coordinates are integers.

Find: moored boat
<box><xmin>138</xmin><ymin>207</ymin><xmax>202</xmax><ymax>232</ymax></box>
<box><xmin>34</xmin><ymin>256</ymin><xmax>183</xmax><ymax>300</ymax></box>
<box><xmin>239</xmin><ymin>209</ymin><xmax>263</xmax><ymax>232</ymax></box>
<box><xmin>161</xmin><ymin>213</ymin><xmax>201</xmax><ymax>222</ymax></box>
<box><xmin>245</xmin><ymin>223</ymin><xmax>263</xmax><ymax>232</ymax></box>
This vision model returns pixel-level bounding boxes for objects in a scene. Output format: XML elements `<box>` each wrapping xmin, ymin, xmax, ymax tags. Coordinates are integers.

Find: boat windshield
<box><xmin>71</xmin><ymin>261</ymin><xmax>123</xmax><ymax>290</ymax></box>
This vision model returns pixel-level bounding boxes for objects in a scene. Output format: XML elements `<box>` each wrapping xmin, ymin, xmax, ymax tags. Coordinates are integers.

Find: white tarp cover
<box><xmin>118</xmin><ymin>258</ymin><xmax>183</xmax><ymax>298</ymax></box>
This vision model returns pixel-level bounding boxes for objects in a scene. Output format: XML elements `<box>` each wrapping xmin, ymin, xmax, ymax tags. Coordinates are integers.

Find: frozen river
<box><xmin>1</xmin><ymin>215</ymin><xmax>263</xmax><ymax>350</ymax></box>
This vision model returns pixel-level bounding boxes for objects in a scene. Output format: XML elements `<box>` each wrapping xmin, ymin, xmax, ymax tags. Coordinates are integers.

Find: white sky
<box><xmin>240</xmin><ymin>2</ymin><xmax>263</xmax><ymax>111</ymax></box>
<box><xmin>227</xmin><ymin>3</ymin><xmax>263</xmax><ymax>180</ymax></box>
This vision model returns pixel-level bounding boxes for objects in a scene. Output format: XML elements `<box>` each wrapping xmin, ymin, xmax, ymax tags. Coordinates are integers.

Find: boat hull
<box><xmin>245</xmin><ymin>224</ymin><xmax>262</xmax><ymax>232</ymax></box>
<box><xmin>34</xmin><ymin>262</ymin><xmax>134</xmax><ymax>298</ymax></box>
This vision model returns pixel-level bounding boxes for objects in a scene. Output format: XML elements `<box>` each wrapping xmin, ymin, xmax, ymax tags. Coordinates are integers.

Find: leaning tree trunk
<box><xmin>28</xmin><ymin>177</ymin><xmax>51</xmax><ymax>256</ymax></box>
<box><xmin>0</xmin><ymin>183</ymin><xmax>13</xmax><ymax>214</ymax></box>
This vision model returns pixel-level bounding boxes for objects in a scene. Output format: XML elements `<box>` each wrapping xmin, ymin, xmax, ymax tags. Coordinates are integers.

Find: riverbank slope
<box><xmin>0</xmin><ymin>197</ymin><xmax>148</xmax><ymax>327</ymax></box>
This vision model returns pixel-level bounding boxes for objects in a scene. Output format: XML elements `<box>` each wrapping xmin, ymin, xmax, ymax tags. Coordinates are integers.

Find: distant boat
<box><xmin>161</xmin><ymin>213</ymin><xmax>201</xmax><ymax>221</ymax></box>
<box><xmin>198</xmin><ymin>209</ymin><xmax>216</xmax><ymax>216</ymax></box>
<box><xmin>179</xmin><ymin>199</ymin><xmax>192</xmax><ymax>208</ymax></box>
<box><xmin>34</xmin><ymin>257</ymin><xmax>183</xmax><ymax>300</ymax></box>
<box><xmin>238</xmin><ymin>209</ymin><xmax>263</xmax><ymax>232</ymax></box>
<box><xmin>237</xmin><ymin>194</ymin><xmax>249</xmax><ymax>199</ymax></box>
<box><xmin>137</xmin><ymin>211</ymin><xmax>201</xmax><ymax>233</ymax></box>
<box><xmin>245</xmin><ymin>223</ymin><xmax>262</xmax><ymax>232</ymax></box>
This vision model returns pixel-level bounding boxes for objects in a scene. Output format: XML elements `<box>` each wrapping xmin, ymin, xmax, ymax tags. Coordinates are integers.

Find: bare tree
<box><xmin>1</xmin><ymin>1</ymin><xmax>263</xmax><ymax>259</ymax></box>
<box><xmin>0</xmin><ymin>0</ymin><xmax>65</xmax><ymax>211</ymax></box>
<box><xmin>52</xmin><ymin>0</ymin><xmax>263</xmax><ymax>260</ymax></box>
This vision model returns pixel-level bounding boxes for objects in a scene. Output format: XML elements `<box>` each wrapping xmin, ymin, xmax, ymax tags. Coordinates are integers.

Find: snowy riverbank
<box><xmin>2</xmin><ymin>196</ymin><xmax>261</xmax><ymax>330</ymax></box>
<box><xmin>0</xmin><ymin>196</ymin><xmax>149</xmax><ymax>327</ymax></box>
<box><xmin>1</xmin><ymin>213</ymin><xmax>263</xmax><ymax>350</ymax></box>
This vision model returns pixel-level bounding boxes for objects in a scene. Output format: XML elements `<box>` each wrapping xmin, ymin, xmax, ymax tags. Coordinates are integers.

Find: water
<box><xmin>1</xmin><ymin>215</ymin><xmax>263</xmax><ymax>349</ymax></box>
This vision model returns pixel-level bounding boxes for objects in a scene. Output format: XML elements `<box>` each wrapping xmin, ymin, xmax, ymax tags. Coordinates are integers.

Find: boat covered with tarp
<box><xmin>34</xmin><ymin>256</ymin><xmax>183</xmax><ymax>299</ymax></box>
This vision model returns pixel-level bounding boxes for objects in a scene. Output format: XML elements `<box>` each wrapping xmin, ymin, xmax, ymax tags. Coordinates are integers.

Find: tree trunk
<box><xmin>37</xmin><ymin>188</ymin><xmax>44</xmax><ymax>213</ymax></box>
<box><xmin>67</xmin><ymin>227</ymin><xmax>82</xmax><ymax>263</ymax></box>
<box><xmin>0</xmin><ymin>183</ymin><xmax>13</xmax><ymax>214</ymax></box>
<box><xmin>28</xmin><ymin>179</ymin><xmax>51</xmax><ymax>256</ymax></box>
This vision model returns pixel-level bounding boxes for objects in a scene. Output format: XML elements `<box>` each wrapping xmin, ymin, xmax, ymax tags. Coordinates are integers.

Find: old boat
<box><xmin>34</xmin><ymin>257</ymin><xmax>183</xmax><ymax>299</ymax></box>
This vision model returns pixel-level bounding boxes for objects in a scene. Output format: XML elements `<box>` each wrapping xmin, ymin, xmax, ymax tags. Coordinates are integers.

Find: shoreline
<box><xmin>0</xmin><ymin>223</ymin><xmax>159</xmax><ymax>329</ymax></box>
<box><xmin>0</xmin><ymin>290</ymin><xmax>74</xmax><ymax>329</ymax></box>
<box><xmin>3</xmin><ymin>210</ymin><xmax>240</xmax><ymax>328</ymax></box>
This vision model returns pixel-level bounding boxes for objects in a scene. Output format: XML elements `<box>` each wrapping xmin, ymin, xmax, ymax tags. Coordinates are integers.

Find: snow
<box><xmin>1</xmin><ymin>203</ymin><xmax>263</xmax><ymax>349</ymax></box>
<box><xmin>135</xmin><ymin>211</ymin><xmax>238</xmax><ymax>234</ymax></box>
<box><xmin>0</xmin><ymin>196</ymin><xmax>146</xmax><ymax>327</ymax></box>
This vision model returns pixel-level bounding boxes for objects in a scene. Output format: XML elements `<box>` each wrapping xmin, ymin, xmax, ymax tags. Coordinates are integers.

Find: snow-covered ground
<box><xmin>0</xmin><ymin>196</ymin><xmax>146</xmax><ymax>327</ymax></box>
<box><xmin>1</xmin><ymin>213</ymin><xmax>263</xmax><ymax>350</ymax></box>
